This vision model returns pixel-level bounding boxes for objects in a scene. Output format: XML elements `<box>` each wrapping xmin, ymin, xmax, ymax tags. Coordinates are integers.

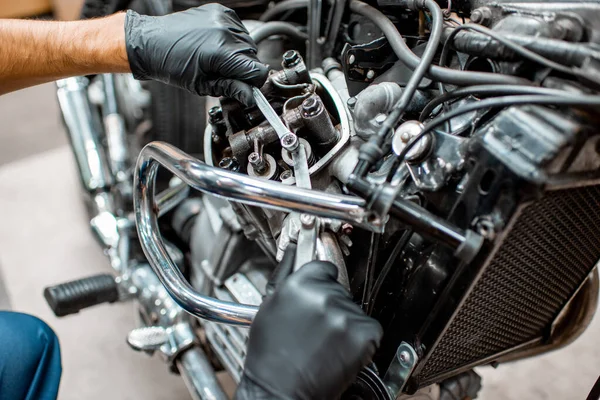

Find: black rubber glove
<box><xmin>125</xmin><ymin>4</ymin><xmax>268</xmax><ymax>105</ymax></box>
<box><xmin>235</xmin><ymin>261</ymin><xmax>383</xmax><ymax>400</ymax></box>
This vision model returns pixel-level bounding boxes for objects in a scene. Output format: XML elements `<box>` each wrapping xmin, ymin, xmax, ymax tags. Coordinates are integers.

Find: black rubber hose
<box><xmin>250</xmin><ymin>21</ymin><xmax>308</xmax><ymax>44</ymax></box>
<box><xmin>259</xmin><ymin>0</ymin><xmax>308</xmax><ymax>22</ymax></box>
<box><xmin>353</xmin><ymin>0</ymin><xmax>443</xmax><ymax>177</ymax></box>
<box><xmin>443</xmin><ymin>24</ymin><xmax>590</xmax><ymax>81</ymax></box>
<box><xmin>419</xmin><ymin>85</ymin><xmax>578</xmax><ymax>121</ymax></box>
<box><xmin>349</xmin><ymin>0</ymin><xmax>528</xmax><ymax>86</ymax></box>
<box><xmin>448</xmin><ymin>28</ymin><xmax>596</xmax><ymax>68</ymax></box>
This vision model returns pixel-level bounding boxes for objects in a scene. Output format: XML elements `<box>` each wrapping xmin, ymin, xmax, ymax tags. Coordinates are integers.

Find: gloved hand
<box><xmin>125</xmin><ymin>4</ymin><xmax>268</xmax><ymax>105</ymax></box>
<box><xmin>235</xmin><ymin>259</ymin><xmax>383</xmax><ymax>400</ymax></box>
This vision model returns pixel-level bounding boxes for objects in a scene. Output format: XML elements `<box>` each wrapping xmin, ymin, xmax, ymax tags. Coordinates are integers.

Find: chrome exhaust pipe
<box><xmin>134</xmin><ymin>141</ymin><xmax>381</xmax><ymax>326</ymax></box>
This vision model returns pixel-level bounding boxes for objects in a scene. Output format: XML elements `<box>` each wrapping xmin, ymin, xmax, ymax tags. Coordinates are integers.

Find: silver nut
<box><xmin>348</xmin><ymin>54</ymin><xmax>356</xmax><ymax>65</ymax></box>
<box><xmin>366</xmin><ymin>70</ymin><xmax>376</xmax><ymax>80</ymax></box>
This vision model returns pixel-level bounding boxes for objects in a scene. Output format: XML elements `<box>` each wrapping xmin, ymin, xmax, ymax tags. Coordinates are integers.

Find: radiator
<box><xmin>416</xmin><ymin>184</ymin><xmax>600</xmax><ymax>383</ymax></box>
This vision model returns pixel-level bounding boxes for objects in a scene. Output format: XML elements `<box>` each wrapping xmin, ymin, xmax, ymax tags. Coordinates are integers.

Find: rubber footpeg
<box><xmin>44</xmin><ymin>274</ymin><xmax>119</xmax><ymax>317</ymax></box>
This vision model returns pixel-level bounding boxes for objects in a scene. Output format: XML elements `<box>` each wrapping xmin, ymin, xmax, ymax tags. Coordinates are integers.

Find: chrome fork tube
<box><xmin>56</xmin><ymin>77</ymin><xmax>114</xmax><ymax>192</ymax></box>
<box><xmin>101</xmin><ymin>74</ymin><xmax>129</xmax><ymax>178</ymax></box>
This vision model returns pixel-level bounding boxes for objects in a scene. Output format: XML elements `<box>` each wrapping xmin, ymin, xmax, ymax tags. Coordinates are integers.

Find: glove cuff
<box><xmin>124</xmin><ymin>9</ymin><xmax>152</xmax><ymax>81</ymax></box>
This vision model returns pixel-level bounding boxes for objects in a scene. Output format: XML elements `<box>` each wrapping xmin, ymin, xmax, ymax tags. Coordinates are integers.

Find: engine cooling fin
<box><xmin>416</xmin><ymin>184</ymin><xmax>600</xmax><ymax>383</ymax></box>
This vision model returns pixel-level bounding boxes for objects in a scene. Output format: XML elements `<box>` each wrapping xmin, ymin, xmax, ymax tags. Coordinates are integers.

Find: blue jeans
<box><xmin>0</xmin><ymin>312</ymin><xmax>62</xmax><ymax>400</ymax></box>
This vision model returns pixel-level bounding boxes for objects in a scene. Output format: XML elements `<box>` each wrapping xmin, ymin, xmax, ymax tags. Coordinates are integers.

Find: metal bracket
<box><xmin>383</xmin><ymin>342</ymin><xmax>418</xmax><ymax>399</ymax></box>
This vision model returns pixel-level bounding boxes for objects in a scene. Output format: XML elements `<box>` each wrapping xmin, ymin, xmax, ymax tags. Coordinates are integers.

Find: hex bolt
<box><xmin>208</xmin><ymin>106</ymin><xmax>223</xmax><ymax>124</ymax></box>
<box><xmin>248</xmin><ymin>152</ymin><xmax>267</xmax><ymax>174</ymax></box>
<box><xmin>300</xmin><ymin>214</ymin><xmax>316</xmax><ymax>228</ymax></box>
<box><xmin>470</xmin><ymin>7</ymin><xmax>492</xmax><ymax>26</ymax></box>
<box><xmin>282</xmin><ymin>50</ymin><xmax>301</xmax><ymax>68</ymax></box>
<box><xmin>366</xmin><ymin>70</ymin><xmax>376</xmax><ymax>80</ymax></box>
<box><xmin>302</xmin><ymin>96</ymin><xmax>321</xmax><ymax>117</ymax></box>
<box><xmin>348</xmin><ymin>54</ymin><xmax>356</xmax><ymax>65</ymax></box>
<box><xmin>219</xmin><ymin>157</ymin><xmax>239</xmax><ymax>171</ymax></box>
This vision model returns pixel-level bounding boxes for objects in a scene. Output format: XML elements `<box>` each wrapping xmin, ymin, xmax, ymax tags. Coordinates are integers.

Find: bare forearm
<box><xmin>0</xmin><ymin>14</ymin><xmax>129</xmax><ymax>95</ymax></box>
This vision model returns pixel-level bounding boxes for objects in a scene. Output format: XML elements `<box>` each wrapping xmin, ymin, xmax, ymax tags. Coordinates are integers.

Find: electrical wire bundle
<box><xmin>347</xmin><ymin>0</ymin><xmax>600</xmax><ymax>191</ymax></box>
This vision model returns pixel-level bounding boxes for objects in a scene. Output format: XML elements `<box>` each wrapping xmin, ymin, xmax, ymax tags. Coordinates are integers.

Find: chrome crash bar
<box><xmin>134</xmin><ymin>141</ymin><xmax>381</xmax><ymax>326</ymax></box>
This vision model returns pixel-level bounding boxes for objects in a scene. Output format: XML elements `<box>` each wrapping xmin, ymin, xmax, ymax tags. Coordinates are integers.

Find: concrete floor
<box><xmin>0</xmin><ymin>83</ymin><xmax>598</xmax><ymax>400</ymax></box>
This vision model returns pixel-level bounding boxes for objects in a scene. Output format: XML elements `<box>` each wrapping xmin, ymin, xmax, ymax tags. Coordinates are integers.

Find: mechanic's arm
<box><xmin>0</xmin><ymin>15</ymin><xmax>127</xmax><ymax>95</ymax></box>
<box><xmin>0</xmin><ymin>4</ymin><xmax>267</xmax><ymax>104</ymax></box>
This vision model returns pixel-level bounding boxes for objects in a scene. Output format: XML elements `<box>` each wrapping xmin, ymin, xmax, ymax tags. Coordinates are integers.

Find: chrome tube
<box><xmin>137</xmin><ymin>142</ymin><xmax>378</xmax><ymax>228</ymax></box>
<box><xmin>102</xmin><ymin>74</ymin><xmax>129</xmax><ymax>178</ymax></box>
<box><xmin>177</xmin><ymin>348</ymin><xmax>228</xmax><ymax>400</ymax></box>
<box><xmin>135</xmin><ymin>147</ymin><xmax>259</xmax><ymax>325</ymax></box>
<box><xmin>134</xmin><ymin>141</ymin><xmax>379</xmax><ymax>325</ymax></box>
<box><xmin>317</xmin><ymin>232</ymin><xmax>350</xmax><ymax>290</ymax></box>
<box><xmin>56</xmin><ymin>77</ymin><xmax>113</xmax><ymax>192</ymax></box>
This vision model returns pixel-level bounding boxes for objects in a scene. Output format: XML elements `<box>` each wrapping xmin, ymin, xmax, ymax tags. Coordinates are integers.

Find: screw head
<box><xmin>398</xmin><ymin>350</ymin><xmax>411</xmax><ymax>366</ymax></box>
<box><xmin>366</xmin><ymin>70</ymin><xmax>376</xmax><ymax>80</ymax></box>
<box><xmin>282</xmin><ymin>50</ymin><xmax>301</xmax><ymax>68</ymax></box>
<box><xmin>348</xmin><ymin>54</ymin><xmax>356</xmax><ymax>65</ymax></box>
<box><xmin>281</xmin><ymin>133</ymin><xmax>299</xmax><ymax>151</ymax></box>
<box><xmin>248</xmin><ymin>152</ymin><xmax>260</xmax><ymax>164</ymax></box>
<box><xmin>302</xmin><ymin>96</ymin><xmax>321</xmax><ymax>116</ymax></box>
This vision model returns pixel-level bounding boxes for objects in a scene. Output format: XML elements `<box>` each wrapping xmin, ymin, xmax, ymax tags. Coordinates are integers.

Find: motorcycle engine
<box><xmin>184</xmin><ymin>0</ymin><xmax>600</xmax><ymax>397</ymax></box>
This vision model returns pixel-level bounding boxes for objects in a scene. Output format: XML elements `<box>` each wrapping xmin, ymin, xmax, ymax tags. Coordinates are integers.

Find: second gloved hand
<box><xmin>124</xmin><ymin>4</ymin><xmax>268</xmax><ymax>105</ymax></box>
<box><xmin>236</xmin><ymin>261</ymin><xmax>383</xmax><ymax>400</ymax></box>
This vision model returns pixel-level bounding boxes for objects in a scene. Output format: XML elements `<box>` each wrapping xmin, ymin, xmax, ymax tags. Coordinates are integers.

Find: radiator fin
<box><xmin>417</xmin><ymin>185</ymin><xmax>600</xmax><ymax>382</ymax></box>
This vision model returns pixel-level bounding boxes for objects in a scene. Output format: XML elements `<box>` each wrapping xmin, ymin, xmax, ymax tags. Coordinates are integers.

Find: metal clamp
<box><xmin>383</xmin><ymin>342</ymin><xmax>418</xmax><ymax>398</ymax></box>
<box><xmin>134</xmin><ymin>142</ymin><xmax>381</xmax><ymax>326</ymax></box>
